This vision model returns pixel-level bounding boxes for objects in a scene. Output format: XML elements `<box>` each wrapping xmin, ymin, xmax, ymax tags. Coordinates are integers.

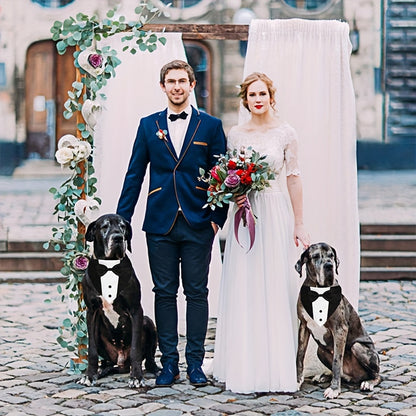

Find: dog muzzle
<box><xmin>300</xmin><ymin>286</ymin><xmax>342</xmax><ymax>326</ymax></box>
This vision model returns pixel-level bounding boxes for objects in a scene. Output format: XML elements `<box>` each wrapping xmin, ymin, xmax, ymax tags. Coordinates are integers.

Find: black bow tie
<box><xmin>169</xmin><ymin>111</ymin><xmax>188</xmax><ymax>121</ymax></box>
<box><xmin>91</xmin><ymin>258</ymin><xmax>131</xmax><ymax>278</ymax></box>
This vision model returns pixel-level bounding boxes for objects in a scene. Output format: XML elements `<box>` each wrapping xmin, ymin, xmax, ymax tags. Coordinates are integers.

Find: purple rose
<box><xmin>88</xmin><ymin>54</ymin><xmax>103</xmax><ymax>68</ymax></box>
<box><xmin>224</xmin><ymin>172</ymin><xmax>241</xmax><ymax>189</ymax></box>
<box><xmin>73</xmin><ymin>255</ymin><xmax>89</xmax><ymax>271</ymax></box>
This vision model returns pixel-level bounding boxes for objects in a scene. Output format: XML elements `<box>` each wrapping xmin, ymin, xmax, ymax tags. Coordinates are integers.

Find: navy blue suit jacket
<box><xmin>117</xmin><ymin>106</ymin><xmax>228</xmax><ymax>234</ymax></box>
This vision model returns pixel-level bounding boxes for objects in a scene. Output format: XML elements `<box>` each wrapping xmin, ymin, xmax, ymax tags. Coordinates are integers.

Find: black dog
<box><xmin>295</xmin><ymin>243</ymin><xmax>380</xmax><ymax>399</ymax></box>
<box><xmin>78</xmin><ymin>214</ymin><xmax>159</xmax><ymax>388</ymax></box>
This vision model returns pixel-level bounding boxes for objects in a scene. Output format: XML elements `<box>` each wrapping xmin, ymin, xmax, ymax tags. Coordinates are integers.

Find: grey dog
<box><xmin>295</xmin><ymin>242</ymin><xmax>380</xmax><ymax>399</ymax></box>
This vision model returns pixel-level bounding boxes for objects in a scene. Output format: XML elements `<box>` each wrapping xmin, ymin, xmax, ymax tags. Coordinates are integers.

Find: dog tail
<box><xmin>143</xmin><ymin>316</ymin><xmax>160</xmax><ymax>374</ymax></box>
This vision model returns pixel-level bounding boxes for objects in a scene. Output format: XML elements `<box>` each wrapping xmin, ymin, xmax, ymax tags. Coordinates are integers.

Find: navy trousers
<box><xmin>146</xmin><ymin>213</ymin><xmax>215</xmax><ymax>368</ymax></box>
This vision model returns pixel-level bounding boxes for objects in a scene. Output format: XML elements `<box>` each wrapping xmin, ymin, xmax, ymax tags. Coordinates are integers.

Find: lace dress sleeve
<box><xmin>284</xmin><ymin>124</ymin><xmax>301</xmax><ymax>177</ymax></box>
<box><xmin>226</xmin><ymin>126</ymin><xmax>239</xmax><ymax>152</ymax></box>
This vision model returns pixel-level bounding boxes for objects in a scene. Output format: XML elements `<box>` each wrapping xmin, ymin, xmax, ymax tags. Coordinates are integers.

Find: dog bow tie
<box><xmin>306</xmin><ymin>286</ymin><xmax>342</xmax><ymax>303</ymax></box>
<box><xmin>92</xmin><ymin>258</ymin><xmax>130</xmax><ymax>277</ymax></box>
<box><xmin>169</xmin><ymin>111</ymin><xmax>188</xmax><ymax>121</ymax></box>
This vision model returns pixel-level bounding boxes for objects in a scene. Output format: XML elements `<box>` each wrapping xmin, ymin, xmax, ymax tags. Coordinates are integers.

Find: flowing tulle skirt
<box><xmin>213</xmin><ymin>189</ymin><xmax>300</xmax><ymax>393</ymax></box>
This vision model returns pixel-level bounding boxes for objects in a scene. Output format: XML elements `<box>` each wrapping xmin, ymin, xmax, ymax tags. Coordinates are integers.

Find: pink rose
<box><xmin>88</xmin><ymin>54</ymin><xmax>103</xmax><ymax>68</ymax></box>
<box><xmin>73</xmin><ymin>255</ymin><xmax>89</xmax><ymax>271</ymax></box>
<box><xmin>224</xmin><ymin>172</ymin><xmax>241</xmax><ymax>188</ymax></box>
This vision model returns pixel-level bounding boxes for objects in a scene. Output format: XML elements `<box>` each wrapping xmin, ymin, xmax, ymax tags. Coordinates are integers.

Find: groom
<box><xmin>117</xmin><ymin>60</ymin><xmax>228</xmax><ymax>386</ymax></box>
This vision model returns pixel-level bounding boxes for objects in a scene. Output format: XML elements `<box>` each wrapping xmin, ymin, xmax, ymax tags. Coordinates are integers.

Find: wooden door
<box><xmin>26</xmin><ymin>41</ymin><xmax>55</xmax><ymax>159</ymax></box>
<box><xmin>25</xmin><ymin>41</ymin><xmax>76</xmax><ymax>159</ymax></box>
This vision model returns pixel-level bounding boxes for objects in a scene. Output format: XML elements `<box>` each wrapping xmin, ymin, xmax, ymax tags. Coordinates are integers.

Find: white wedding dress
<box><xmin>213</xmin><ymin>121</ymin><xmax>302</xmax><ymax>393</ymax></box>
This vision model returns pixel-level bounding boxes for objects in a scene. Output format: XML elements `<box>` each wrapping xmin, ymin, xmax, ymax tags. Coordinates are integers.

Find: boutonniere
<box><xmin>156</xmin><ymin>129</ymin><xmax>168</xmax><ymax>141</ymax></box>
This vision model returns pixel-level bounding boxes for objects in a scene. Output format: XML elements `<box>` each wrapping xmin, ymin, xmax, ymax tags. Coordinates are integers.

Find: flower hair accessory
<box><xmin>156</xmin><ymin>129</ymin><xmax>168</xmax><ymax>141</ymax></box>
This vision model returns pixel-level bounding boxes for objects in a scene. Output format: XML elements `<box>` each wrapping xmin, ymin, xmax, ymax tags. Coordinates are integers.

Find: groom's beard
<box><xmin>167</xmin><ymin>91</ymin><xmax>190</xmax><ymax>109</ymax></box>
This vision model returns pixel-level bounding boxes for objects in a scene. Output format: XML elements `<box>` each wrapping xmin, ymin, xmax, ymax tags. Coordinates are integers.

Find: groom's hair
<box><xmin>160</xmin><ymin>60</ymin><xmax>195</xmax><ymax>85</ymax></box>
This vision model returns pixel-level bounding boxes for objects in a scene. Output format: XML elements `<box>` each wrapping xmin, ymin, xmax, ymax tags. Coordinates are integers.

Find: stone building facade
<box><xmin>0</xmin><ymin>0</ymin><xmax>413</xmax><ymax>174</ymax></box>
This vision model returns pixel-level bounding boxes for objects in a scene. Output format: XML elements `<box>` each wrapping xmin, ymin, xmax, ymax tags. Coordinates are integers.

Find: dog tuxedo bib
<box><xmin>97</xmin><ymin>259</ymin><xmax>121</xmax><ymax>303</ymax></box>
<box><xmin>300</xmin><ymin>285</ymin><xmax>342</xmax><ymax>326</ymax></box>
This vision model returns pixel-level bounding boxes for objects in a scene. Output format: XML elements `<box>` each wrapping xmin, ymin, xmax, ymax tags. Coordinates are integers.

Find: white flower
<box><xmin>55</xmin><ymin>147</ymin><xmax>74</xmax><ymax>166</ymax></box>
<box><xmin>58</xmin><ymin>134</ymin><xmax>78</xmax><ymax>149</ymax></box>
<box><xmin>74</xmin><ymin>197</ymin><xmax>100</xmax><ymax>226</ymax></box>
<box><xmin>74</xmin><ymin>141</ymin><xmax>92</xmax><ymax>161</ymax></box>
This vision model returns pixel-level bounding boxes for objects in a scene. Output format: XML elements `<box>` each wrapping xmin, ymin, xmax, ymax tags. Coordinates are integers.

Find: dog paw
<box><xmin>324</xmin><ymin>387</ymin><xmax>340</xmax><ymax>399</ymax></box>
<box><xmin>77</xmin><ymin>376</ymin><xmax>95</xmax><ymax>387</ymax></box>
<box><xmin>360</xmin><ymin>380</ymin><xmax>374</xmax><ymax>391</ymax></box>
<box><xmin>297</xmin><ymin>376</ymin><xmax>304</xmax><ymax>390</ymax></box>
<box><xmin>312</xmin><ymin>373</ymin><xmax>332</xmax><ymax>384</ymax></box>
<box><xmin>129</xmin><ymin>377</ymin><xmax>146</xmax><ymax>389</ymax></box>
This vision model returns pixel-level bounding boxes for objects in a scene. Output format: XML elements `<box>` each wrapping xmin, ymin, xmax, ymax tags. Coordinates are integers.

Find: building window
<box><xmin>31</xmin><ymin>0</ymin><xmax>75</xmax><ymax>7</ymax></box>
<box><xmin>159</xmin><ymin>0</ymin><xmax>202</xmax><ymax>7</ymax></box>
<box><xmin>282</xmin><ymin>0</ymin><xmax>330</xmax><ymax>11</ymax></box>
<box><xmin>184</xmin><ymin>42</ymin><xmax>211</xmax><ymax>113</ymax></box>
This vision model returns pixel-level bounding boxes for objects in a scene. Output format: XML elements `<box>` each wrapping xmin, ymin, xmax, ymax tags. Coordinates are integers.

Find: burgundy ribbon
<box><xmin>234</xmin><ymin>198</ymin><xmax>256</xmax><ymax>252</ymax></box>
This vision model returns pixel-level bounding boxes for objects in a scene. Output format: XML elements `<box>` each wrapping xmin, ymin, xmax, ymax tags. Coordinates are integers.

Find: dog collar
<box><xmin>98</xmin><ymin>259</ymin><xmax>121</xmax><ymax>304</ymax></box>
<box><xmin>300</xmin><ymin>286</ymin><xmax>342</xmax><ymax>326</ymax></box>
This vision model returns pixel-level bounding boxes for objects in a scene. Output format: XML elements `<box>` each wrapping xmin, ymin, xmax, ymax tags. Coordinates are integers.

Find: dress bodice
<box><xmin>227</xmin><ymin>122</ymin><xmax>301</xmax><ymax>187</ymax></box>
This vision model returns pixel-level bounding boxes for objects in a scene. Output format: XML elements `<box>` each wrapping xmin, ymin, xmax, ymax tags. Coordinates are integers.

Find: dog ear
<box><xmin>85</xmin><ymin>220</ymin><xmax>96</xmax><ymax>242</ymax></box>
<box><xmin>295</xmin><ymin>248</ymin><xmax>309</xmax><ymax>277</ymax></box>
<box><xmin>331</xmin><ymin>245</ymin><xmax>340</xmax><ymax>274</ymax></box>
<box><xmin>125</xmin><ymin>220</ymin><xmax>133</xmax><ymax>252</ymax></box>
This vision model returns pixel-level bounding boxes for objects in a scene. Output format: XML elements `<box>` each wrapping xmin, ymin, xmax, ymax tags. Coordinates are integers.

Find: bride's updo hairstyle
<box><xmin>239</xmin><ymin>72</ymin><xmax>277</xmax><ymax>112</ymax></box>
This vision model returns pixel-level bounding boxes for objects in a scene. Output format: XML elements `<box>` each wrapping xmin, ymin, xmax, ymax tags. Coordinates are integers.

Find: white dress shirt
<box><xmin>167</xmin><ymin>105</ymin><xmax>192</xmax><ymax>157</ymax></box>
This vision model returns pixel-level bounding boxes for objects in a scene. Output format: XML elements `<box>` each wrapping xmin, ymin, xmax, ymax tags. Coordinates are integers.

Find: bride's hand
<box><xmin>233</xmin><ymin>194</ymin><xmax>247</xmax><ymax>209</ymax></box>
<box><xmin>294</xmin><ymin>224</ymin><xmax>310</xmax><ymax>249</ymax></box>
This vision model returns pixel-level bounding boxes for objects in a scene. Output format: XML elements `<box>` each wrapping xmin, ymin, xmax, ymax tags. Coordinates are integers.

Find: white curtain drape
<box><xmin>93</xmin><ymin>33</ymin><xmax>222</xmax><ymax>326</ymax></box>
<box><xmin>242</xmin><ymin>19</ymin><xmax>360</xmax><ymax>308</ymax></box>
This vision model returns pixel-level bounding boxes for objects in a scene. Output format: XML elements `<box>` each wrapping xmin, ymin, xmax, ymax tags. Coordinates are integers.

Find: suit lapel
<box><xmin>179</xmin><ymin>106</ymin><xmax>201</xmax><ymax>159</ymax></box>
<box><xmin>155</xmin><ymin>110</ymin><xmax>178</xmax><ymax>162</ymax></box>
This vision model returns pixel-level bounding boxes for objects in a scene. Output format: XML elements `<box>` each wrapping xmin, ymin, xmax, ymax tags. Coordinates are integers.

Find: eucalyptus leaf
<box><xmin>63</xmin><ymin>318</ymin><xmax>72</xmax><ymax>328</ymax></box>
<box><xmin>56</xmin><ymin>40</ymin><xmax>67</xmax><ymax>53</ymax></box>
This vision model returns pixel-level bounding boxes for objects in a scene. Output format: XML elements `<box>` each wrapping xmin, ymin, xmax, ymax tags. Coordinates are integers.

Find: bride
<box><xmin>213</xmin><ymin>72</ymin><xmax>310</xmax><ymax>393</ymax></box>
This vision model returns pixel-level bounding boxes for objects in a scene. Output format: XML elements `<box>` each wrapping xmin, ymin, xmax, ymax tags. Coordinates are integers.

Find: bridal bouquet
<box><xmin>198</xmin><ymin>146</ymin><xmax>275</xmax><ymax>250</ymax></box>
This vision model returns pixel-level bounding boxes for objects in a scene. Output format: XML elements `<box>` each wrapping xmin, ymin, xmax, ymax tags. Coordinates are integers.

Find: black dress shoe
<box><xmin>187</xmin><ymin>365</ymin><xmax>208</xmax><ymax>386</ymax></box>
<box><xmin>155</xmin><ymin>363</ymin><xmax>180</xmax><ymax>386</ymax></box>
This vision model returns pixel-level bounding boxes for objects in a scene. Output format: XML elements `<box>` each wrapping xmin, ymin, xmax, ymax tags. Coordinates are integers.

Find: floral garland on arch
<box><xmin>43</xmin><ymin>2</ymin><xmax>167</xmax><ymax>374</ymax></box>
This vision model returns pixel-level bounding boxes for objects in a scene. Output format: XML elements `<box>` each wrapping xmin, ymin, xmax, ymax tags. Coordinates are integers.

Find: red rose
<box><xmin>241</xmin><ymin>173</ymin><xmax>253</xmax><ymax>185</ymax></box>
<box><xmin>248</xmin><ymin>163</ymin><xmax>256</xmax><ymax>173</ymax></box>
<box><xmin>236</xmin><ymin>169</ymin><xmax>244</xmax><ymax>176</ymax></box>
<box><xmin>227</xmin><ymin>160</ymin><xmax>237</xmax><ymax>170</ymax></box>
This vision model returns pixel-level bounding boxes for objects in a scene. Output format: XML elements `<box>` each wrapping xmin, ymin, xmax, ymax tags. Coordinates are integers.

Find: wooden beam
<box><xmin>142</xmin><ymin>23</ymin><xmax>249</xmax><ymax>41</ymax></box>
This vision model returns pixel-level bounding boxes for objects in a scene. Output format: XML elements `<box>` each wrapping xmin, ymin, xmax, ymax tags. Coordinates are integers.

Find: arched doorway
<box><xmin>184</xmin><ymin>41</ymin><xmax>212</xmax><ymax>114</ymax></box>
<box><xmin>25</xmin><ymin>40</ymin><xmax>76</xmax><ymax>159</ymax></box>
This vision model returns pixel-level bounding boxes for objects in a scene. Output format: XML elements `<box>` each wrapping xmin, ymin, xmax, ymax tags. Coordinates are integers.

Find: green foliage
<box><xmin>50</xmin><ymin>1</ymin><xmax>166</xmax><ymax>120</ymax></box>
<box><xmin>47</xmin><ymin>1</ymin><xmax>166</xmax><ymax>375</ymax></box>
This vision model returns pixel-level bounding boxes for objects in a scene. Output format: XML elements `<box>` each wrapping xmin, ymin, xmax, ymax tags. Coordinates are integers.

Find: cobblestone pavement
<box><xmin>0</xmin><ymin>170</ymin><xmax>416</xmax><ymax>415</ymax></box>
<box><xmin>1</xmin><ymin>281</ymin><xmax>416</xmax><ymax>415</ymax></box>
